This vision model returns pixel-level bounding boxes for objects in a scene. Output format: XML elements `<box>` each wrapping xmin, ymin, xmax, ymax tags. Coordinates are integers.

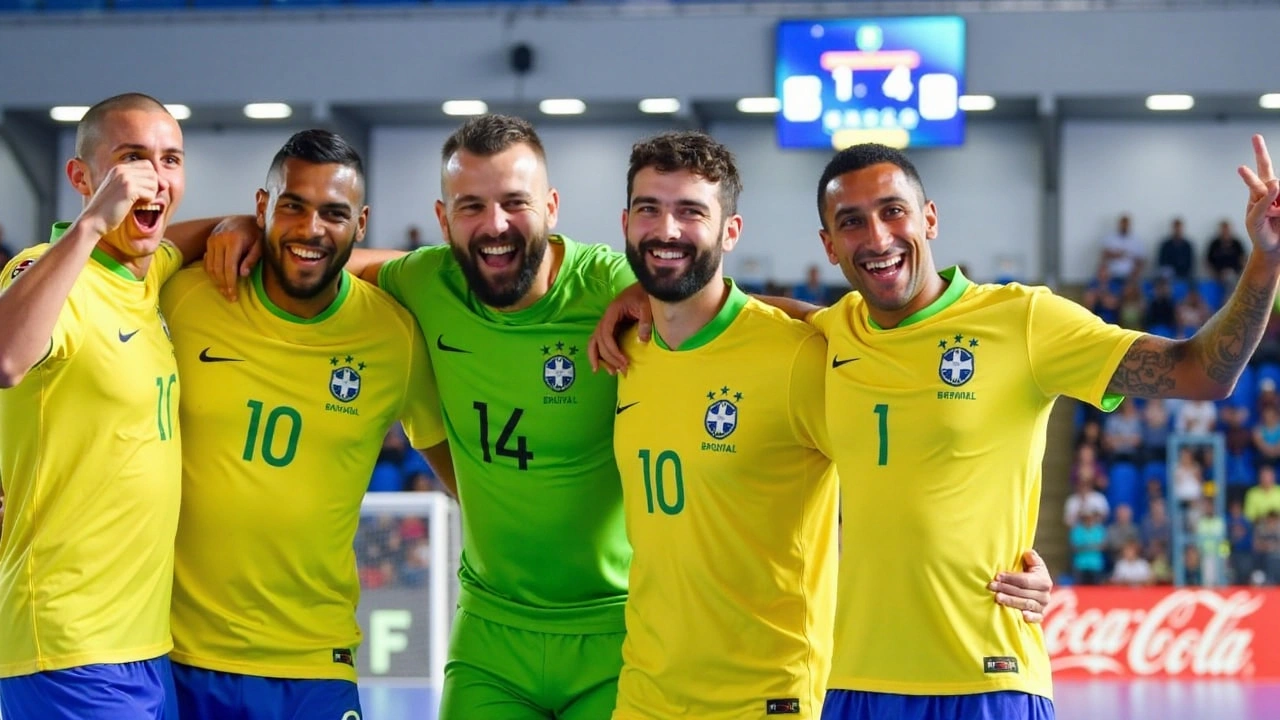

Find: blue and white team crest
<box><xmin>541</xmin><ymin>341</ymin><xmax>579</xmax><ymax>393</ymax></box>
<box><xmin>703</xmin><ymin>386</ymin><xmax>743</xmax><ymax>439</ymax></box>
<box><xmin>937</xmin><ymin>333</ymin><xmax>979</xmax><ymax>387</ymax></box>
<box><xmin>328</xmin><ymin>354</ymin><xmax>364</xmax><ymax>403</ymax></box>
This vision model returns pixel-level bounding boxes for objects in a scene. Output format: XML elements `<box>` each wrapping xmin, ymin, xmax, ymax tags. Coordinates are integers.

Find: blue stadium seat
<box><xmin>1256</xmin><ymin>362</ymin><xmax>1280</xmax><ymax>393</ymax></box>
<box><xmin>1106</xmin><ymin>461</ymin><xmax>1143</xmax><ymax>521</ymax></box>
<box><xmin>1197</xmin><ymin>278</ymin><xmax>1225</xmax><ymax>310</ymax></box>
<box><xmin>1148</xmin><ymin>324</ymin><xmax>1175</xmax><ymax>339</ymax></box>
<box><xmin>1171</xmin><ymin>278</ymin><xmax>1190</xmax><ymax>303</ymax></box>
<box><xmin>1227</xmin><ymin>450</ymin><xmax>1256</xmax><ymax>487</ymax></box>
<box><xmin>38</xmin><ymin>0</ymin><xmax>107</xmax><ymax>9</ymax></box>
<box><xmin>1225</xmin><ymin>364</ymin><xmax>1257</xmax><ymax>412</ymax></box>
<box><xmin>112</xmin><ymin>0</ymin><xmax>186</xmax><ymax>9</ymax></box>
<box><xmin>0</xmin><ymin>0</ymin><xmax>42</xmax><ymax>11</ymax></box>
<box><xmin>191</xmin><ymin>0</ymin><xmax>263</xmax><ymax>7</ymax></box>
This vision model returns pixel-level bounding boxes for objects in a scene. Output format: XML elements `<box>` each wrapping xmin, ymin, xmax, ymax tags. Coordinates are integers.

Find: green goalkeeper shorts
<box><xmin>438</xmin><ymin>608</ymin><xmax>626</xmax><ymax>720</ymax></box>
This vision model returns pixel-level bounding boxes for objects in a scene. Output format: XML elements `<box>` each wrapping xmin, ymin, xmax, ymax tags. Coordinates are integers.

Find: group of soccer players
<box><xmin>2</xmin><ymin>91</ymin><xmax>1279</xmax><ymax>720</ymax></box>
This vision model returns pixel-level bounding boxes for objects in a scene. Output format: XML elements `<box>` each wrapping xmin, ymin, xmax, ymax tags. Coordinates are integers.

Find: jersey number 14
<box><xmin>473</xmin><ymin>401</ymin><xmax>534</xmax><ymax>470</ymax></box>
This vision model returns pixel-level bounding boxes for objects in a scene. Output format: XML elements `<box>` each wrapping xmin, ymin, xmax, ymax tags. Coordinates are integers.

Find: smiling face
<box><xmin>70</xmin><ymin>106</ymin><xmax>185</xmax><ymax>261</ymax></box>
<box><xmin>257</xmin><ymin>158</ymin><xmax>366</xmax><ymax>302</ymax></box>
<box><xmin>436</xmin><ymin>142</ymin><xmax>557</xmax><ymax>309</ymax></box>
<box><xmin>623</xmin><ymin>167</ymin><xmax>739</xmax><ymax>302</ymax></box>
<box><xmin>819</xmin><ymin>161</ymin><xmax>941</xmax><ymax>327</ymax></box>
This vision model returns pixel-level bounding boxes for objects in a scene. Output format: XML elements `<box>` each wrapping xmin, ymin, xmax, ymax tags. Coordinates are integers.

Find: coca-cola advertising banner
<box><xmin>1044</xmin><ymin>587</ymin><xmax>1280</xmax><ymax>679</ymax></box>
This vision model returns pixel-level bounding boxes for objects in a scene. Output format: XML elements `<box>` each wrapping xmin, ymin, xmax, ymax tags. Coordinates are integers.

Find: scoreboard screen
<box><xmin>776</xmin><ymin>16</ymin><xmax>967</xmax><ymax>150</ymax></box>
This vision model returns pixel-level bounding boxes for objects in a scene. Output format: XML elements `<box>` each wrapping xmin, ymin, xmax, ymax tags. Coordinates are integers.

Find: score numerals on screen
<box><xmin>776</xmin><ymin>16</ymin><xmax>967</xmax><ymax>150</ymax></box>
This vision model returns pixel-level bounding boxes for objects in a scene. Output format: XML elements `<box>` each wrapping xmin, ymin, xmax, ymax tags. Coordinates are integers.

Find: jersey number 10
<box><xmin>243</xmin><ymin>400</ymin><xmax>302</xmax><ymax>468</ymax></box>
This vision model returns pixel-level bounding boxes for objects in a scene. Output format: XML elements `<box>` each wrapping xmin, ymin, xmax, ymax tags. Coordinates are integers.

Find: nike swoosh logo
<box><xmin>118</xmin><ymin>329</ymin><xmax>140</xmax><ymax>342</ymax></box>
<box><xmin>832</xmin><ymin>356</ymin><xmax>859</xmax><ymax>368</ymax></box>
<box><xmin>616</xmin><ymin>402</ymin><xmax>639</xmax><ymax>415</ymax></box>
<box><xmin>436</xmin><ymin>335</ymin><xmax>471</xmax><ymax>354</ymax></box>
<box><xmin>199</xmin><ymin>348</ymin><xmax>244</xmax><ymax>363</ymax></box>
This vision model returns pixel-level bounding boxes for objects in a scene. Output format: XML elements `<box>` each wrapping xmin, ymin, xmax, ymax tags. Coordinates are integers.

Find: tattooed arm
<box><xmin>1107</xmin><ymin>134</ymin><xmax>1280</xmax><ymax>401</ymax></box>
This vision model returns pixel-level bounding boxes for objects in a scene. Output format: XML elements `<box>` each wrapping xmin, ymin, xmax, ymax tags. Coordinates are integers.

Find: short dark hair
<box><xmin>75</xmin><ymin>92</ymin><xmax>170</xmax><ymax>159</ymax></box>
<box><xmin>627</xmin><ymin>131</ymin><xmax>743</xmax><ymax>216</ymax></box>
<box><xmin>267</xmin><ymin>129</ymin><xmax>365</xmax><ymax>196</ymax></box>
<box><xmin>816</xmin><ymin>143</ymin><xmax>926</xmax><ymax>229</ymax></box>
<box><xmin>441</xmin><ymin>114</ymin><xmax>546</xmax><ymax>165</ymax></box>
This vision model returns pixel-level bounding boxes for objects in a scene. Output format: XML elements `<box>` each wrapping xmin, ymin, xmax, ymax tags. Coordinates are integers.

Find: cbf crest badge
<box><xmin>541</xmin><ymin>341</ymin><xmax>578</xmax><ymax>393</ymax></box>
<box><xmin>937</xmin><ymin>333</ymin><xmax>978</xmax><ymax>387</ymax></box>
<box><xmin>703</xmin><ymin>386</ymin><xmax>743</xmax><ymax>439</ymax></box>
<box><xmin>328</xmin><ymin>355</ymin><xmax>364</xmax><ymax>403</ymax></box>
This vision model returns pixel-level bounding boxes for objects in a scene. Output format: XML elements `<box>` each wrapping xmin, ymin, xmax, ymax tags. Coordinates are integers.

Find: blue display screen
<box><xmin>776</xmin><ymin>16</ymin><xmax>967</xmax><ymax>150</ymax></box>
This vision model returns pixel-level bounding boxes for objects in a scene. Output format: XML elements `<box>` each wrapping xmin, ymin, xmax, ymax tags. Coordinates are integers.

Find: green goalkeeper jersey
<box><xmin>379</xmin><ymin>236</ymin><xmax>636</xmax><ymax>633</ymax></box>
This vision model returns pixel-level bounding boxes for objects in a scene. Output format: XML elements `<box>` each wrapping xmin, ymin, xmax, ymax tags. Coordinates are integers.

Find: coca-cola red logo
<box><xmin>1043</xmin><ymin>588</ymin><xmax>1271</xmax><ymax>678</ymax></box>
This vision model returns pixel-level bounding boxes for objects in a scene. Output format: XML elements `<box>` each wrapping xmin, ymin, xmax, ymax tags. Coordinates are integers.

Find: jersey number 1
<box><xmin>874</xmin><ymin>403</ymin><xmax>889</xmax><ymax>466</ymax></box>
<box><xmin>473</xmin><ymin>401</ymin><xmax>534</xmax><ymax>470</ymax></box>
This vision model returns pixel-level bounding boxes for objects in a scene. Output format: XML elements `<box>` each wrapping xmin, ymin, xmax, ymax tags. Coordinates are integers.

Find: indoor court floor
<box><xmin>358</xmin><ymin>679</ymin><xmax>1280</xmax><ymax>719</ymax></box>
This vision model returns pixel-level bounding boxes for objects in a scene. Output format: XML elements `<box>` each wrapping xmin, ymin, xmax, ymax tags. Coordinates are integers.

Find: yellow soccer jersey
<box><xmin>160</xmin><ymin>265</ymin><xmax>445</xmax><ymax>681</ymax></box>
<box><xmin>0</xmin><ymin>224</ymin><xmax>184</xmax><ymax>676</ymax></box>
<box><xmin>612</xmin><ymin>282</ymin><xmax>838</xmax><ymax>720</ymax></box>
<box><xmin>810</xmin><ymin>267</ymin><xmax>1142</xmax><ymax>700</ymax></box>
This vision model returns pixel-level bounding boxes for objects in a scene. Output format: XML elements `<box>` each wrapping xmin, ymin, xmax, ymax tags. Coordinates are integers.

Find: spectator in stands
<box><xmin>1254</xmin><ymin>511</ymin><xmax>1280</xmax><ymax>584</ymax></box>
<box><xmin>1259</xmin><ymin>377</ymin><xmax>1280</xmax><ymax>415</ymax></box>
<box><xmin>1252</xmin><ymin>405</ymin><xmax>1280</xmax><ymax>469</ymax></box>
<box><xmin>1071</xmin><ymin>440</ymin><xmax>1108</xmax><ymax>484</ymax></box>
<box><xmin>1070</xmin><ymin>509</ymin><xmax>1108</xmax><ymax>585</ymax></box>
<box><xmin>1075</xmin><ymin>417</ymin><xmax>1105</xmax><ymax>458</ymax></box>
<box><xmin>1147</xmin><ymin>539</ymin><xmax>1172</xmax><ymax>584</ymax></box>
<box><xmin>1142</xmin><ymin>497</ymin><xmax>1173</xmax><ymax>552</ymax></box>
<box><xmin>1172</xmin><ymin>447</ymin><xmax>1205</xmax><ymax>512</ymax></box>
<box><xmin>791</xmin><ymin>264</ymin><xmax>830</xmax><ymax>306</ymax></box>
<box><xmin>1116</xmin><ymin>280</ymin><xmax>1146</xmax><ymax>330</ymax></box>
<box><xmin>1065</xmin><ymin>474</ymin><xmax>1110</xmax><ymax>527</ymax></box>
<box><xmin>370</xmin><ymin>424</ymin><xmax>439</xmax><ymax>493</ymax></box>
<box><xmin>403</xmin><ymin>225</ymin><xmax>427</xmax><ymax>251</ymax></box>
<box><xmin>1100</xmin><ymin>213</ymin><xmax>1145</xmax><ymax>281</ymax></box>
<box><xmin>1082</xmin><ymin>265</ymin><xmax>1121</xmax><ymax>324</ymax></box>
<box><xmin>1103</xmin><ymin>400</ymin><xmax>1143</xmax><ymax>463</ymax></box>
<box><xmin>1175</xmin><ymin>287</ymin><xmax>1213</xmax><ymax>337</ymax></box>
<box><xmin>1156</xmin><ymin>218</ymin><xmax>1195</xmax><ymax>280</ymax></box>
<box><xmin>398</xmin><ymin>517</ymin><xmax>430</xmax><ymax>588</ymax></box>
<box><xmin>1194</xmin><ymin>496</ymin><xmax>1227</xmax><ymax>585</ymax></box>
<box><xmin>1183</xmin><ymin>545</ymin><xmax>1204</xmax><ymax>585</ymax></box>
<box><xmin>1206</xmin><ymin>219</ymin><xmax>1246</xmax><ymax>283</ymax></box>
<box><xmin>1110</xmin><ymin>540</ymin><xmax>1154</xmax><ymax>586</ymax></box>
<box><xmin>1105</xmin><ymin>504</ymin><xmax>1141</xmax><ymax>562</ymax></box>
<box><xmin>1227</xmin><ymin>500</ymin><xmax>1254</xmax><ymax>584</ymax></box>
<box><xmin>1244</xmin><ymin>464</ymin><xmax>1280</xmax><ymax>523</ymax></box>
<box><xmin>1175</xmin><ymin>397</ymin><xmax>1218</xmax><ymax>436</ymax></box>
<box><xmin>1141</xmin><ymin>399</ymin><xmax>1171</xmax><ymax>464</ymax></box>
<box><xmin>1143</xmin><ymin>276</ymin><xmax>1178</xmax><ymax>333</ymax></box>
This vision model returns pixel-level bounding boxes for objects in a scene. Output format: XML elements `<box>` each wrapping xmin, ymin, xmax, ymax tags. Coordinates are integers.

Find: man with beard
<box><xmin>191</xmin><ymin>115</ymin><xmax>1055</xmax><ymax>720</ymax></box>
<box><xmin>158</xmin><ymin>129</ymin><xmax>450</xmax><ymax>720</ymax></box>
<box><xmin>609</xmin><ymin>131</ymin><xmax>838</xmax><ymax>719</ymax></box>
<box><xmin>368</xmin><ymin>114</ymin><xmax>637</xmax><ymax>719</ymax></box>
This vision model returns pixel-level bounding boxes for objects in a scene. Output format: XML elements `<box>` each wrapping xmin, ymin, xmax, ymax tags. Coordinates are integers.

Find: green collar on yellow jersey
<box><xmin>252</xmin><ymin>262</ymin><xmax>350</xmax><ymax>324</ymax></box>
<box><xmin>49</xmin><ymin>221</ymin><xmax>142</xmax><ymax>282</ymax></box>
<box><xmin>653</xmin><ymin>279</ymin><xmax>749</xmax><ymax>352</ymax></box>
<box><xmin>867</xmin><ymin>265</ymin><xmax>970</xmax><ymax>330</ymax></box>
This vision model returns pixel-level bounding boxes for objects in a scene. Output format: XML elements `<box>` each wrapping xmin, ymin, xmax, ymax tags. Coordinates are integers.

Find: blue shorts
<box><xmin>171</xmin><ymin>662</ymin><xmax>362</xmax><ymax>720</ymax></box>
<box><xmin>0</xmin><ymin>656</ymin><xmax>176</xmax><ymax>720</ymax></box>
<box><xmin>821</xmin><ymin>688</ymin><xmax>1055</xmax><ymax>720</ymax></box>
